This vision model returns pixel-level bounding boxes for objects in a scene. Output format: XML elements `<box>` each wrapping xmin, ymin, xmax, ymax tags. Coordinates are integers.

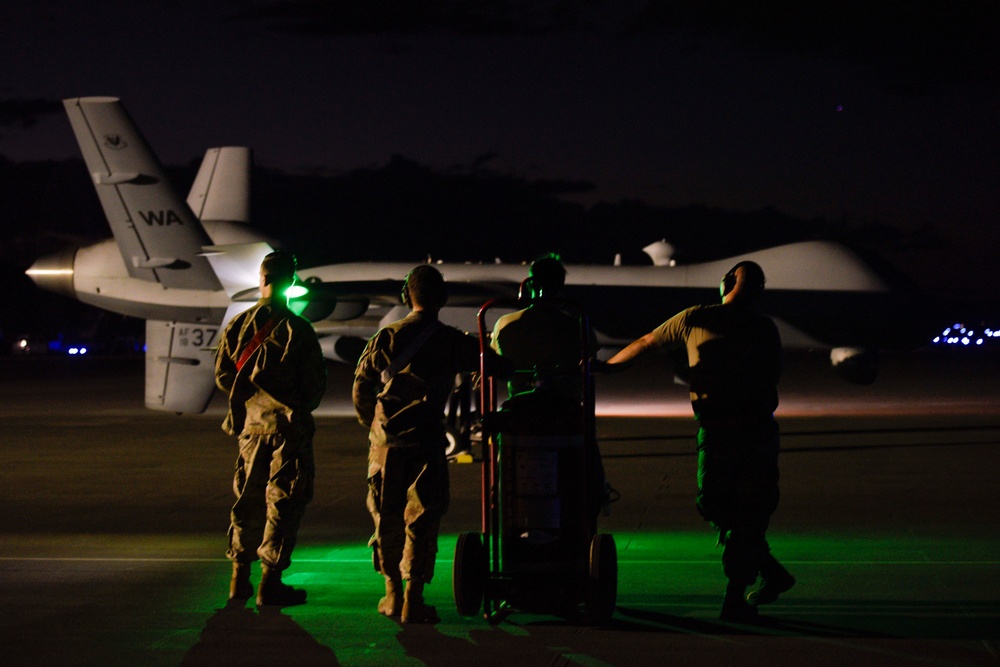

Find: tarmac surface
<box><xmin>2</xmin><ymin>349</ymin><xmax>999</xmax><ymax>666</ymax></box>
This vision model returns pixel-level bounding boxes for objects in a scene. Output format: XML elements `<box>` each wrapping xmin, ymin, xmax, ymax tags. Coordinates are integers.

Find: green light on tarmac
<box><xmin>164</xmin><ymin>529</ymin><xmax>1000</xmax><ymax>662</ymax></box>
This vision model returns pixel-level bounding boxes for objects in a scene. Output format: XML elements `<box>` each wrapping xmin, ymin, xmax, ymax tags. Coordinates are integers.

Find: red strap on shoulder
<box><xmin>235</xmin><ymin>318</ymin><xmax>279</xmax><ymax>372</ymax></box>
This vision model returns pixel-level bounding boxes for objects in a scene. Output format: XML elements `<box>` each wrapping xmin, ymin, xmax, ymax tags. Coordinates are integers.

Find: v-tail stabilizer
<box><xmin>63</xmin><ymin>97</ymin><xmax>222</xmax><ymax>291</ymax></box>
<box><xmin>30</xmin><ymin>97</ymin><xmax>274</xmax><ymax>413</ymax></box>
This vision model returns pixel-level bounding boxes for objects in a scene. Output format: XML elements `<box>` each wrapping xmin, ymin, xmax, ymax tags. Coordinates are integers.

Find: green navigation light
<box><xmin>286</xmin><ymin>283</ymin><xmax>310</xmax><ymax>316</ymax></box>
<box><xmin>285</xmin><ymin>284</ymin><xmax>309</xmax><ymax>299</ymax></box>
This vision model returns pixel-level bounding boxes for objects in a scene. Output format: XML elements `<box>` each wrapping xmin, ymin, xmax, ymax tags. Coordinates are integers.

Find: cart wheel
<box><xmin>453</xmin><ymin>531</ymin><xmax>486</xmax><ymax>617</ymax></box>
<box><xmin>586</xmin><ymin>533</ymin><xmax>617</xmax><ymax>624</ymax></box>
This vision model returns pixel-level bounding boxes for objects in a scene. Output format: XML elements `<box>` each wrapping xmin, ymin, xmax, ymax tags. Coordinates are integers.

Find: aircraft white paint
<box><xmin>27</xmin><ymin>97</ymin><xmax>932</xmax><ymax>413</ymax></box>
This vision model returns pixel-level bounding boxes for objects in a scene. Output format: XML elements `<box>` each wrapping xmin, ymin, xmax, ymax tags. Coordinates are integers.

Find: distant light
<box><xmin>931</xmin><ymin>320</ymin><xmax>999</xmax><ymax>347</ymax></box>
<box><xmin>836</xmin><ymin>104</ymin><xmax>844</xmax><ymax>112</ymax></box>
<box><xmin>18</xmin><ymin>339</ymin><xmax>28</xmax><ymax>349</ymax></box>
<box><xmin>68</xmin><ymin>347</ymin><xmax>79</xmax><ymax>355</ymax></box>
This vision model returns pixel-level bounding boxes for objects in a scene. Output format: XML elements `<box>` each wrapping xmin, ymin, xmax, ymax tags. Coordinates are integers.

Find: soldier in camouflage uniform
<box><xmin>354</xmin><ymin>265</ymin><xmax>504</xmax><ymax>623</ymax></box>
<box><xmin>215</xmin><ymin>250</ymin><xmax>327</xmax><ymax>607</ymax></box>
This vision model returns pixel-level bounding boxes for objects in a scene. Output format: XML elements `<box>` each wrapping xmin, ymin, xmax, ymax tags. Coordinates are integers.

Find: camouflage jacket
<box><xmin>215</xmin><ymin>298</ymin><xmax>327</xmax><ymax>436</ymax></box>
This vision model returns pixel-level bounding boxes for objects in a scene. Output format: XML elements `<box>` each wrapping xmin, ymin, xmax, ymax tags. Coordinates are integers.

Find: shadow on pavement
<box><xmin>182</xmin><ymin>602</ymin><xmax>342</xmax><ymax>666</ymax></box>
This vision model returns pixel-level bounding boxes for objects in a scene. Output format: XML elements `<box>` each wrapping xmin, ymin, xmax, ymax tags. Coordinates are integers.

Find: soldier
<box><xmin>353</xmin><ymin>265</ymin><xmax>506</xmax><ymax>623</ymax></box>
<box><xmin>491</xmin><ymin>254</ymin><xmax>608</xmax><ymax>518</ymax></box>
<box><xmin>606</xmin><ymin>261</ymin><xmax>794</xmax><ymax>622</ymax></box>
<box><xmin>491</xmin><ymin>253</ymin><xmax>589</xmax><ymax>398</ymax></box>
<box><xmin>215</xmin><ymin>250</ymin><xmax>327</xmax><ymax>607</ymax></box>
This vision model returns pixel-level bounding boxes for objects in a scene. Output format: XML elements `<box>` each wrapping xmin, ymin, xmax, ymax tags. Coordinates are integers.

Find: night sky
<box><xmin>1</xmin><ymin>1</ymin><xmax>998</xmax><ymax>303</ymax></box>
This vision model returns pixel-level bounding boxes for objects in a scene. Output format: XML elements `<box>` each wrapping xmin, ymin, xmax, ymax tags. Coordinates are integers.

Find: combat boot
<box><xmin>747</xmin><ymin>554</ymin><xmax>796</xmax><ymax>606</ymax></box>
<box><xmin>229</xmin><ymin>561</ymin><xmax>253</xmax><ymax>601</ymax></box>
<box><xmin>378</xmin><ymin>575</ymin><xmax>403</xmax><ymax>617</ymax></box>
<box><xmin>400</xmin><ymin>580</ymin><xmax>439</xmax><ymax>624</ymax></box>
<box><xmin>256</xmin><ymin>565</ymin><xmax>307</xmax><ymax>607</ymax></box>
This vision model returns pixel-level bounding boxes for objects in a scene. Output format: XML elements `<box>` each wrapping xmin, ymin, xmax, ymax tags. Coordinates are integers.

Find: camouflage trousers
<box><xmin>367</xmin><ymin>440</ymin><xmax>450</xmax><ymax>583</ymax></box>
<box><xmin>228</xmin><ymin>432</ymin><xmax>315</xmax><ymax>570</ymax></box>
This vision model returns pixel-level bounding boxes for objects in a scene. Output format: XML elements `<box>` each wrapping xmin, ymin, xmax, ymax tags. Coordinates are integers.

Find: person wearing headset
<box><xmin>215</xmin><ymin>250</ymin><xmax>327</xmax><ymax>607</ymax></box>
<box><xmin>490</xmin><ymin>253</ymin><xmax>593</xmax><ymax>397</ymax></box>
<box><xmin>605</xmin><ymin>261</ymin><xmax>794</xmax><ymax>623</ymax></box>
<box><xmin>353</xmin><ymin>265</ymin><xmax>508</xmax><ymax>624</ymax></box>
<box><xmin>490</xmin><ymin>254</ymin><xmax>608</xmax><ymax>518</ymax></box>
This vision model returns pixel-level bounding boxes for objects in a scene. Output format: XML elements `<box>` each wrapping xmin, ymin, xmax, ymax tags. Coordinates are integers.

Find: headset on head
<box><xmin>523</xmin><ymin>252</ymin><xmax>566</xmax><ymax>301</ymax></box>
<box><xmin>261</xmin><ymin>251</ymin><xmax>298</xmax><ymax>289</ymax></box>
<box><xmin>720</xmin><ymin>261</ymin><xmax>765</xmax><ymax>299</ymax></box>
<box><xmin>400</xmin><ymin>278</ymin><xmax>423</xmax><ymax>307</ymax></box>
<box><xmin>400</xmin><ymin>265</ymin><xmax>447</xmax><ymax>308</ymax></box>
<box><xmin>400</xmin><ymin>267</ymin><xmax>419</xmax><ymax>306</ymax></box>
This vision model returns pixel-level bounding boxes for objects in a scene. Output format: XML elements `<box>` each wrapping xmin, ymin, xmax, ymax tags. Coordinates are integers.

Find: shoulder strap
<box><xmin>236</xmin><ymin>317</ymin><xmax>280</xmax><ymax>372</ymax></box>
<box><xmin>381</xmin><ymin>320</ymin><xmax>443</xmax><ymax>385</ymax></box>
